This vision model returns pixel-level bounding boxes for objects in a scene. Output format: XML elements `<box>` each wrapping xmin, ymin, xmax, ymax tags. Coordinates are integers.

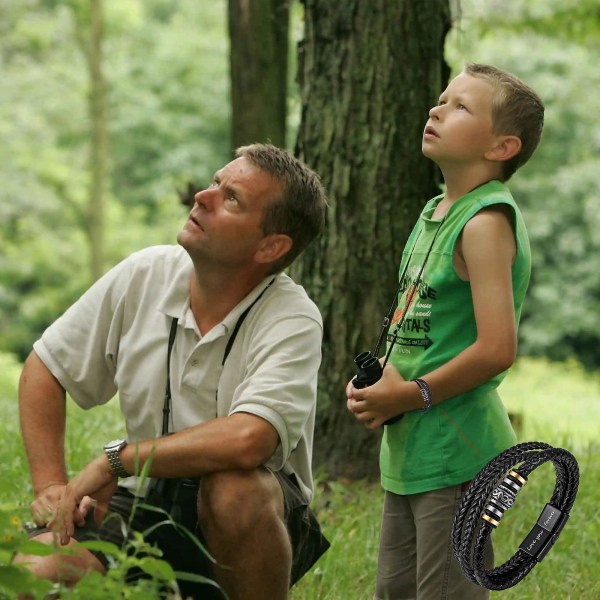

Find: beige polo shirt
<box><xmin>34</xmin><ymin>245</ymin><xmax>323</xmax><ymax>500</ymax></box>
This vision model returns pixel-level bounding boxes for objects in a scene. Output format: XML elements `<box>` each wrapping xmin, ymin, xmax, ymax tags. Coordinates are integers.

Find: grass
<box><xmin>1</xmin><ymin>353</ymin><xmax>598</xmax><ymax>599</ymax></box>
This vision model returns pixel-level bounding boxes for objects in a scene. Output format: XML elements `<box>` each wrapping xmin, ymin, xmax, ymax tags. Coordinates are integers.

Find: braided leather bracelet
<box><xmin>452</xmin><ymin>442</ymin><xmax>579</xmax><ymax>590</ymax></box>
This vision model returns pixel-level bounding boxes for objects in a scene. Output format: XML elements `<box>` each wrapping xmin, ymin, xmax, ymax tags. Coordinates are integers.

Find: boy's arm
<box><xmin>348</xmin><ymin>206</ymin><xmax>518</xmax><ymax>428</ymax></box>
<box><xmin>420</xmin><ymin>205</ymin><xmax>518</xmax><ymax>392</ymax></box>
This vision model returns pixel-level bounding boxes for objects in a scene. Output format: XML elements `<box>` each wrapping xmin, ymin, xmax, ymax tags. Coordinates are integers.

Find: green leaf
<box><xmin>0</xmin><ymin>564</ymin><xmax>53</xmax><ymax>594</ymax></box>
<box><xmin>174</xmin><ymin>569</ymin><xmax>222</xmax><ymax>587</ymax></box>
<box><xmin>136</xmin><ymin>556</ymin><xmax>176</xmax><ymax>581</ymax></box>
<box><xmin>15</xmin><ymin>539</ymin><xmax>61</xmax><ymax>556</ymax></box>
<box><xmin>78</xmin><ymin>539</ymin><xmax>123</xmax><ymax>556</ymax></box>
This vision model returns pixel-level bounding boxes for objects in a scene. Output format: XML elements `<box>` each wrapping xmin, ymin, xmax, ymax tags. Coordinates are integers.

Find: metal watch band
<box><xmin>105</xmin><ymin>442</ymin><xmax>129</xmax><ymax>478</ymax></box>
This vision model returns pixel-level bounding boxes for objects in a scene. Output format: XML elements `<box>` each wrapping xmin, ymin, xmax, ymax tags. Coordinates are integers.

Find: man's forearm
<box><xmin>19</xmin><ymin>351</ymin><xmax>69</xmax><ymax>493</ymax></box>
<box><xmin>119</xmin><ymin>412</ymin><xmax>280</xmax><ymax>479</ymax></box>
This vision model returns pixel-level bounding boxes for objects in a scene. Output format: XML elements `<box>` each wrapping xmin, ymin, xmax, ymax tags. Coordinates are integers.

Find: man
<box><xmin>17</xmin><ymin>144</ymin><xmax>330</xmax><ymax>600</ymax></box>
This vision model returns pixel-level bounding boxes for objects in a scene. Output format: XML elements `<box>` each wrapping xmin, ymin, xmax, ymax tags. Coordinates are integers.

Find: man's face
<box><xmin>422</xmin><ymin>73</ymin><xmax>498</xmax><ymax>167</ymax></box>
<box><xmin>177</xmin><ymin>156</ymin><xmax>282</xmax><ymax>268</ymax></box>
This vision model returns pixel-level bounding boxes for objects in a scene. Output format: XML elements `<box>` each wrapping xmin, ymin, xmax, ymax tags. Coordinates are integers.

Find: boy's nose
<box><xmin>429</xmin><ymin>105</ymin><xmax>441</xmax><ymax>119</ymax></box>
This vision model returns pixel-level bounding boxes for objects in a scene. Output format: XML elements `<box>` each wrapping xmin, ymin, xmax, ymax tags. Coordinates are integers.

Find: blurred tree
<box><xmin>291</xmin><ymin>0</ymin><xmax>451</xmax><ymax>478</ymax></box>
<box><xmin>108</xmin><ymin>1</ymin><xmax>230</xmax><ymax>215</ymax></box>
<box><xmin>228</xmin><ymin>0</ymin><xmax>289</xmax><ymax>150</ymax></box>
<box><xmin>0</xmin><ymin>0</ymin><xmax>230</xmax><ymax>360</ymax></box>
<box><xmin>75</xmin><ymin>0</ymin><xmax>109</xmax><ymax>282</ymax></box>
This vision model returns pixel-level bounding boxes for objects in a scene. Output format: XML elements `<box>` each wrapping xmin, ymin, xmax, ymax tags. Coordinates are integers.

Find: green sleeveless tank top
<box><xmin>380</xmin><ymin>180</ymin><xmax>530</xmax><ymax>494</ymax></box>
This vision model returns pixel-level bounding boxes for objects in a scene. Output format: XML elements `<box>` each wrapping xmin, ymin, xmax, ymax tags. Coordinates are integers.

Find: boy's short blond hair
<box><xmin>464</xmin><ymin>63</ymin><xmax>544</xmax><ymax>181</ymax></box>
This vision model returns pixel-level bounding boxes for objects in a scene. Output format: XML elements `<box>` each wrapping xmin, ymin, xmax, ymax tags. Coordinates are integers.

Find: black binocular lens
<box><xmin>353</xmin><ymin>351</ymin><xmax>383</xmax><ymax>389</ymax></box>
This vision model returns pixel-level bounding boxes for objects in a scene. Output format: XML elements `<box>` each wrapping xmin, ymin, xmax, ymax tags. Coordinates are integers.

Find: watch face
<box><xmin>105</xmin><ymin>439</ymin><xmax>126</xmax><ymax>450</ymax></box>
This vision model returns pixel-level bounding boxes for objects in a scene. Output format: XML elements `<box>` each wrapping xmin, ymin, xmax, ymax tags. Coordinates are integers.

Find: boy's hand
<box><xmin>346</xmin><ymin>364</ymin><xmax>407</xmax><ymax>429</ymax></box>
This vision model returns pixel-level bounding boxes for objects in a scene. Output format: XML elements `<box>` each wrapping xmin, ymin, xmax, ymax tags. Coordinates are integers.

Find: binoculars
<box><xmin>352</xmin><ymin>351</ymin><xmax>402</xmax><ymax>425</ymax></box>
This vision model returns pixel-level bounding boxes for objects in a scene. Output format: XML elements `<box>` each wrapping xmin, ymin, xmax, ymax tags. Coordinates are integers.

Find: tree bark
<box><xmin>291</xmin><ymin>0</ymin><xmax>451</xmax><ymax>479</ymax></box>
<box><xmin>228</xmin><ymin>0</ymin><xmax>289</xmax><ymax>150</ymax></box>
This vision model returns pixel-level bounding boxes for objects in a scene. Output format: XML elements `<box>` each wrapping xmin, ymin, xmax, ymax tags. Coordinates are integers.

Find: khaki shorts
<box><xmin>374</xmin><ymin>484</ymin><xmax>493</xmax><ymax>600</ymax></box>
<box><xmin>28</xmin><ymin>471</ymin><xmax>329</xmax><ymax>600</ymax></box>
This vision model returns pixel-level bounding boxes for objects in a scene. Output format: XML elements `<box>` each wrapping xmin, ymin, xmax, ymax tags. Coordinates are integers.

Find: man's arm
<box><xmin>52</xmin><ymin>412</ymin><xmax>279</xmax><ymax>544</ymax></box>
<box><xmin>126</xmin><ymin>411</ymin><xmax>280</xmax><ymax>477</ymax></box>
<box><xmin>19</xmin><ymin>350</ymin><xmax>70</xmax><ymax>523</ymax></box>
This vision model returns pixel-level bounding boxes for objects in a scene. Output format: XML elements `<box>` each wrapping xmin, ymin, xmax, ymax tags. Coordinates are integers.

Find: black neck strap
<box><xmin>161</xmin><ymin>277</ymin><xmax>275</xmax><ymax>435</ymax></box>
<box><xmin>373</xmin><ymin>216</ymin><xmax>446</xmax><ymax>365</ymax></box>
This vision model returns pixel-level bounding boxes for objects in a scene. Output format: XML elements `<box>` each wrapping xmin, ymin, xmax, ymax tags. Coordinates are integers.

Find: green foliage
<box><xmin>291</xmin><ymin>446</ymin><xmax>600</xmax><ymax>600</ymax></box>
<box><xmin>457</xmin><ymin>0</ymin><xmax>600</xmax><ymax>45</ymax></box>
<box><xmin>1</xmin><ymin>350</ymin><xmax>599</xmax><ymax>598</ymax></box>
<box><xmin>3</xmin><ymin>0</ymin><xmax>599</xmax><ymax>372</ymax></box>
<box><xmin>0</xmin><ymin>506</ymin><xmax>193</xmax><ymax>599</ymax></box>
<box><xmin>107</xmin><ymin>0</ymin><xmax>231</xmax><ymax>213</ymax></box>
<box><xmin>500</xmin><ymin>357</ymin><xmax>600</xmax><ymax>448</ymax></box>
<box><xmin>0</xmin><ymin>0</ymin><xmax>230</xmax><ymax>361</ymax></box>
<box><xmin>291</xmin><ymin>356</ymin><xmax>599</xmax><ymax>599</ymax></box>
<box><xmin>0</xmin><ymin>351</ymin><xmax>215</xmax><ymax>598</ymax></box>
<box><xmin>447</xmin><ymin>0</ymin><xmax>600</xmax><ymax>370</ymax></box>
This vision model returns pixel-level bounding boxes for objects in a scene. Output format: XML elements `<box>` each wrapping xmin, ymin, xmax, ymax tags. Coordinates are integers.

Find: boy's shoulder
<box><xmin>465</xmin><ymin>180</ymin><xmax>515</xmax><ymax>208</ymax></box>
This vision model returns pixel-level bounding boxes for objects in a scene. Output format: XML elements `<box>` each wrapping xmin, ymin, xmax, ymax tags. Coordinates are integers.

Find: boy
<box><xmin>346</xmin><ymin>64</ymin><xmax>544</xmax><ymax>599</ymax></box>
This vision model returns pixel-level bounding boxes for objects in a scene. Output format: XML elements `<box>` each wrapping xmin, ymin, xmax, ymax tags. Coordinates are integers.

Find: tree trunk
<box><xmin>228</xmin><ymin>0</ymin><xmax>289</xmax><ymax>150</ymax></box>
<box><xmin>291</xmin><ymin>0</ymin><xmax>451</xmax><ymax>479</ymax></box>
<box><xmin>76</xmin><ymin>0</ymin><xmax>108</xmax><ymax>282</ymax></box>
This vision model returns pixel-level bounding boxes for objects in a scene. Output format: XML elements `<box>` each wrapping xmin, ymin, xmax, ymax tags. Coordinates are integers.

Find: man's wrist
<box><xmin>34</xmin><ymin>479</ymin><xmax>68</xmax><ymax>496</ymax></box>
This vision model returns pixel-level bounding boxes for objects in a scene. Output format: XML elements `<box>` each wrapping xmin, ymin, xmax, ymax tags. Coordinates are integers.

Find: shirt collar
<box><xmin>156</xmin><ymin>252</ymin><xmax>277</xmax><ymax>334</ymax></box>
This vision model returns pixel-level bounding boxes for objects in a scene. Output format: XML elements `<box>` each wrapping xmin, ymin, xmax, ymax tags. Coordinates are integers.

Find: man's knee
<box><xmin>15</xmin><ymin>531</ymin><xmax>105</xmax><ymax>584</ymax></box>
<box><xmin>198</xmin><ymin>469</ymin><xmax>284</xmax><ymax>537</ymax></box>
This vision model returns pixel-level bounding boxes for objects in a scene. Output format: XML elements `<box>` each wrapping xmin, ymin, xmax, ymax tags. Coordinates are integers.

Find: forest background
<box><xmin>0</xmin><ymin>0</ymin><xmax>599</xmax><ymax>598</ymax></box>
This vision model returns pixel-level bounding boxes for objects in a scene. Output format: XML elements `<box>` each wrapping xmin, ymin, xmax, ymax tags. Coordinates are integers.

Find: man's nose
<box><xmin>194</xmin><ymin>188</ymin><xmax>214</xmax><ymax>210</ymax></box>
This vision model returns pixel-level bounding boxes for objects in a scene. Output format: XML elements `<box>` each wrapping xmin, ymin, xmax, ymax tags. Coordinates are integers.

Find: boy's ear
<box><xmin>254</xmin><ymin>233</ymin><xmax>293</xmax><ymax>266</ymax></box>
<box><xmin>485</xmin><ymin>135</ymin><xmax>522</xmax><ymax>162</ymax></box>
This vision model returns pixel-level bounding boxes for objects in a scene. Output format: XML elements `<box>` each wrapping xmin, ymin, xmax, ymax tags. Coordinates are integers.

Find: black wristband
<box><xmin>412</xmin><ymin>378</ymin><xmax>432</xmax><ymax>412</ymax></box>
<box><xmin>452</xmin><ymin>442</ymin><xmax>579</xmax><ymax>590</ymax></box>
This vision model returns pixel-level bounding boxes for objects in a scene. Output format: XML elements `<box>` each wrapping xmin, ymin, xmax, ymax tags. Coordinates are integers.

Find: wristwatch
<box><xmin>104</xmin><ymin>439</ymin><xmax>129</xmax><ymax>478</ymax></box>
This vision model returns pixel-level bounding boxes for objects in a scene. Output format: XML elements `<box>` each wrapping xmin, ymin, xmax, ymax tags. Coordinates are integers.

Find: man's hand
<box><xmin>30</xmin><ymin>482</ymin><xmax>67</xmax><ymax>527</ymax></box>
<box><xmin>346</xmin><ymin>364</ymin><xmax>408</xmax><ymax>429</ymax></box>
<box><xmin>50</xmin><ymin>454</ymin><xmax>118</xmax><ymax>545</ymax></box>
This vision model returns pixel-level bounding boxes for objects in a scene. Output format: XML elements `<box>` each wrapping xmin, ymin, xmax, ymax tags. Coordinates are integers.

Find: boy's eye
<box><xmin>457</xmin><ymin>103</ymin><xmax>467</xmax><ymax>110</ymax></box>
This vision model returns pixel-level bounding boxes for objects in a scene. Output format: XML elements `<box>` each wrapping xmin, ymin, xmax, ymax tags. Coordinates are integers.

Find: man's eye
<box><xmin>226</xmin><ymin>195</ymin><xmax>238</xmax><ymax>203</ymax></box>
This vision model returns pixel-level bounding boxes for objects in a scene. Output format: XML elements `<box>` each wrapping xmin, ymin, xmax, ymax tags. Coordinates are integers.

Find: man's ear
<box><xmin>254</xmin><ymin>233</ymin><xmax>293</xmax><ymax>266</ymax></box>
<box><xmin>485</xmin><ymin>135</ymin><xmax>522</xmax><ymax>162</ymax></box>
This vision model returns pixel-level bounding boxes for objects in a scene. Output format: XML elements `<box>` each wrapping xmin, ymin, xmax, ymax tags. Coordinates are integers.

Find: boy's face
<box><xmin>422</xmin><ymin>73</ymin><xmax>499</xmax><ymax>168</ymax></box>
